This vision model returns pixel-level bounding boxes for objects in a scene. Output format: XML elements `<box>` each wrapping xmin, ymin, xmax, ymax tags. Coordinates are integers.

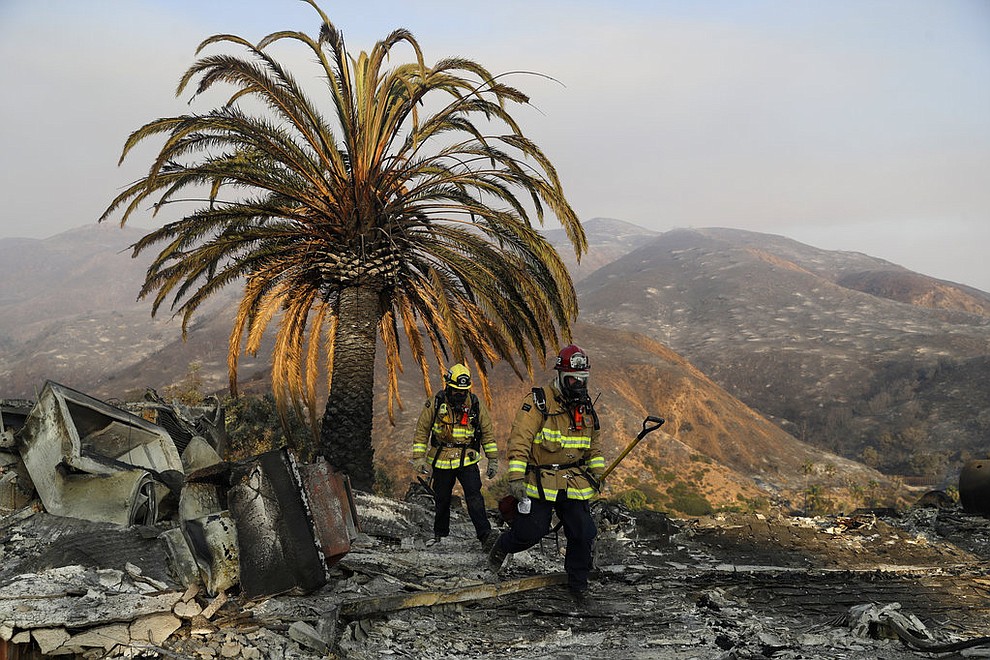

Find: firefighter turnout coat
<box><xmin>413</xmin><ymin>393</ymin><xmax>496</xmax><ymax>470</ymax></box>
<box><xmin>506</xmin><ymin>385</ymin><xmax>605</xmax><ymax>501</ymax></box>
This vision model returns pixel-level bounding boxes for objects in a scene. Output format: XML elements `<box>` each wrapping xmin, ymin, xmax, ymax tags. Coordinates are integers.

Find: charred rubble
<box><xmin>2</xmin><ymin>382</ymin><xmax>990</xmax><ymax>659</ymax></box>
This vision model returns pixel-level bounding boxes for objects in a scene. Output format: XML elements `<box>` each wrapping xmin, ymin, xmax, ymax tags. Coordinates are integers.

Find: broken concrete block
<box><xmin>174</xmin><ymin>599</ymin><xmax>204</xmax><ymax>619</ymax></box>
<box><xmin>288</xmin><ymin>621</ymin><xmax>328</xmax><ymax>654</ymax></box>
<box><xmin>62</xmin><ymin>622</ymin><xmax>130</xmax><ymax>652</ymax></box>
<box><xmin>125</xmin><ymin>562</ymin><xmax>170</xmax><ymax>592</ymax></box>
<box><xmin>201</xmin><ymin>590</ymin><xmax>228</xmax><ymax>620</ymax></box>
<box><xmin>31</xmin><ymin>628</ymin><xmax>70</xmax><ymax>655</ymax></box>
<box><xmin>190</xmin><ymin>615</ymin><xmax>218</xmax><ymax>636</ymax></box>
<box><xmin>129</xmin><ymin>613</ymin><xmax>182</xmax><ymax>645</ymax></box>
<box><xmin>220</xmin><ymin>640</ymin><xmax>243</xmax><ymax>657</ymax></box>
<box><xmin>240</xmin><ymin>645</ymin><xmax>262</xmax><ymax>660</ymax></box>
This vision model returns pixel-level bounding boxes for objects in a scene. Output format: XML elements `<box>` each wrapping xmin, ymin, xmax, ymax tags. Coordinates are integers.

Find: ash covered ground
<box><xmin>3</xmin><ymin>491</ymin><xmax>990</xmax><ymax>660</ymax></box>
<box><xmin>317</xmin><ymin>495</ymin><xmax>990</xmax><ymax>660</ymax></box>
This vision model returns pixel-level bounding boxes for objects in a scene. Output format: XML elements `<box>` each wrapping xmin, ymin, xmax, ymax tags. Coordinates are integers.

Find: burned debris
<box><xmin>1</xmin><ymin>381</ymin><xmax>359</xmax><ymax>658</ymax></box>
<box><xmin>2</xmin><ymin>382</ymin><xmax>990</xmax><ymax>659</ymax></box>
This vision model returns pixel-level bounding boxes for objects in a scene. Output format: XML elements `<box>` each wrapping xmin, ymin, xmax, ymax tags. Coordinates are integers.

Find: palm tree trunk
<box><xmin>320</xmin><ymin>283</ymin><xmax>383</xmax><ymax>491</ymax></box>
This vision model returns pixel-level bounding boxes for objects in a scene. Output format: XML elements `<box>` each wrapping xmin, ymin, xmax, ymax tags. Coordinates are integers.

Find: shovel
<box><xmin>543</xmin><ymin>415</ymin><xmax>664</xmax><ymax>532</ymax></box>
<box><xmin>600</xmin><ymin>415</ymin><xmax>665</xmax><ymax>482</ymax></box>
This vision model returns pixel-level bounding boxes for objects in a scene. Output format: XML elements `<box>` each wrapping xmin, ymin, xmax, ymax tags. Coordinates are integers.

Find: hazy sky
<box><xmin>2</xmin><ymin>0</ymin><xmax>989</xmax><ymax>291</ymax></box>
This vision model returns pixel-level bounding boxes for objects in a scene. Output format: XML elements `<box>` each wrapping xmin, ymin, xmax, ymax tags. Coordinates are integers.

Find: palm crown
<box><xmin>101</xmin><ymin>0</ymin><xmax>586</xmax><ymax>489</ymax></box>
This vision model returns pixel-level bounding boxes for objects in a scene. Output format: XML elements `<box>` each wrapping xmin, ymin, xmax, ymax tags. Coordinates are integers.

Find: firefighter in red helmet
<box><xmin>488</xmin><ymin>344</ymin><xmax>605</xmax><ymax>604</ymax></box>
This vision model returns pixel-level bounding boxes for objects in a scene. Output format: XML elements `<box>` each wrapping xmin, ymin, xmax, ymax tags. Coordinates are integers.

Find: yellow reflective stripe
<box><xmin>433</xmin><ymin>424</ymin><xmax>474</xmax><ymax>440</ymax></box>
<box><xmin>534</xmin><ymin>428</ymin><xmax>560</xmax><ymax>444</ymax></box>
<box><xmin>508</xmin><ymin>460</ymin><xmax>527</xmax><ymax>474</ymax></box>
<box><xmin>525</xmin><ymin>484</ymin><xmax>595</xmax><ymax>501</ymax></box>
<box><xmin>525</xmin><ymin>475</ymin><xmax>598</xmax><ymax>502</ymax></box>
<box><xmin>525</xmin><ymin>482</ymin><xmax>555</xmax><ymax>501</ymax></box>
<box><xmin>535</xmin><ymin>428</ymin><xmax>591</xmax><ymax>449</ymax></box>
<box><xmin>432</xmin><ymin>455</ymin><xmax>481</xmax><ymax>469</ymax></box>
<box><xmin>483</xmin><ymin>442</ymin><xmax>497</xmax><ymax>454</ymax></box>
<box><xmin>567</xmin><ymin>486</ymin><xmax>595</xmax><ymax>500</ymax></box>
<box><xmin>524</xmin><ymin>485</ymin><xmax>594</xmax><ymax>501</ymax></box>
<box><xmin>413</xmin><ymin>444</ymin><xmax>428</xmax><ymax>454</ymax></box>
<box><xmin>587</xmin><ymin>456</ymin><xmax>605</xmax><ymax>469</ymax></box>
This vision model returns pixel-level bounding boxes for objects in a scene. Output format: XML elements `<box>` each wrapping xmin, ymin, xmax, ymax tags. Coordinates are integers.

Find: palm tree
<box><xmin>100</xmin><ymin>0</ymin><xmax>585</xmax><ymax>490</ymax></box>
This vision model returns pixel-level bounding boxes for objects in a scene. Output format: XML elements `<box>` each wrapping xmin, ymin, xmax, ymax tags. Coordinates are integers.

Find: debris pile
<box><xmin>0</xmin><ymin>381</ymin><xmax>359</xmax><ymax>658</ymax></box>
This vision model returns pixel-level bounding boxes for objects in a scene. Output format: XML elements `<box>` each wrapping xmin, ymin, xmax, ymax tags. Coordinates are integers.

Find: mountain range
<box><xmin>2</xmin><ymin>219</ymin><xmax>987</xmax><ymax>512</ymax></box>
<box><xmin>569</xmin><ymin>222</ymin><xmax>990</xmax><ymax>483</ymax></box>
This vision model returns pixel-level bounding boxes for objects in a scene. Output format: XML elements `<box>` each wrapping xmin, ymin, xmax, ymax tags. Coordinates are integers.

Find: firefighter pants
<box><xmin>496</xmin><ymin>496</ymin><xmax>597</xmax><ymax>592</ymax></box>
<box><xmin>431</xmin><ymin>463</ymin><xmax>492</xmax><ymax>540</ymax></box>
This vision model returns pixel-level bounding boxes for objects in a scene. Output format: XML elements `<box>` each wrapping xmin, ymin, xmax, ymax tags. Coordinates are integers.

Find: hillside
<box><xmin>1</xmin><ymin>221</ymin><xmax>968</xmax><ymax>511</ymax></box>
<box><xmin>0</xmin><ymin>224</ymin><xmax>249</xmax><ymax>399</ymax></box>
<box><xmin>576</xmin><ymin>227</ymin><xmax>990</xmax><ymax>483</ymax></box>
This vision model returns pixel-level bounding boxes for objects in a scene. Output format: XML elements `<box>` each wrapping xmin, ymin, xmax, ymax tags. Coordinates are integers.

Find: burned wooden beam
<box><xmin>339</xmin><ymin>572</ymin><xmax>569</xmax><ymax>619</ymax></box>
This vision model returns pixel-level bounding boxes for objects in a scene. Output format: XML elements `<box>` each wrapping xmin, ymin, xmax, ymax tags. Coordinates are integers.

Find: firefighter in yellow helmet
<box><xmin>412</xmin><ymin>363</ymin><xmax>499</xmax><ymax>549</ymax></box>
<box><xmin>488</xmin><ymin>344</ymin><xmax>605</xmax><ymax>604</ymax></box>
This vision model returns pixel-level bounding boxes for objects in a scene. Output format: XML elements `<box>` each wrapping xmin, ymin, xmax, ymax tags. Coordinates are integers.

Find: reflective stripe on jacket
<box><xmin>506</xmin><ymin>383</ymin><xmax>604</xmax><ymax>501</ymax></box>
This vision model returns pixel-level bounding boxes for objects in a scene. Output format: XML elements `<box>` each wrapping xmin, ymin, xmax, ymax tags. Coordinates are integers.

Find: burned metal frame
<box><xmin>17</xmin><ymin>381</ymin><xmax>183</xmax><ymax>526</ymax></box>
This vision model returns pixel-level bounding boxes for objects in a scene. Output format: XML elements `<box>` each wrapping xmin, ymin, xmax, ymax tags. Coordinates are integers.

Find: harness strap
<box><xmin>525</xmin><ymin>459</ymin><xmax>586</xmax><ymax>500</ymax></box>
<box><xmin>434</xmin><ymin>441</ymin><xmax>471</xmax><ymax>469</ymax></box>
<box><xmin>528</xmin><ymin>460</ymin><xmax>584</xmax><ymax>471</ymax></box>
<box><xmin>430</xmin><ymin>391</ymin><xmax>483</xmax><ymax>453</ymax></box>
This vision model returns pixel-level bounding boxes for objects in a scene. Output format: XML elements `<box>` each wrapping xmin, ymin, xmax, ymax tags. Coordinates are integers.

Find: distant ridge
<box><xmin>573</xmin><ymin>226</ymin><xmax>990</xmax><ymax>481</ymax></box>
<box><xmin>542</xmin><ymin>217</ymin><xmax>659</xmax><ymax>282</ymax></box>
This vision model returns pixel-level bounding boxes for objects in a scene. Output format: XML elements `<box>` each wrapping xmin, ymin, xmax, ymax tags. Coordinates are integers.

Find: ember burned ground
<box><xmin>323</xmin><ymin>498</ymin><xmax>990</xmax><ymax>660</ymax></box>
<box><xmin>2</xmin><ymin>491</ymin><xmax>990</xmax><ymax>659</ymax></box>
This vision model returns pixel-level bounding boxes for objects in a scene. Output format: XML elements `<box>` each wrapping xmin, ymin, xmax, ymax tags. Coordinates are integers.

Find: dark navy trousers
<box><xmin>431</xmin><ymin>464</ymin><xmax>492</xmax><ymax>540</ymax></box>
<box><xmin>497</xmin><ymin>495</ymin><xmax>597</xmax><ymax>591</ymax></box>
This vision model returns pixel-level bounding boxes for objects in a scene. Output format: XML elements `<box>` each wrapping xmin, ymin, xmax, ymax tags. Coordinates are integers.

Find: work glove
<box><xmin>508</xmin><ymin>479</ymin><xmax>528</xmax><ymax>502</ymax></box>
<box><xmin>485</xmin><ymin>458</ymin><xmax>498</xmax><ymax>480</ymax></box>
<box><xmin>413</xmin><ymin>456</ymin><xmax>431</xmax><ymax>474</ymax></box>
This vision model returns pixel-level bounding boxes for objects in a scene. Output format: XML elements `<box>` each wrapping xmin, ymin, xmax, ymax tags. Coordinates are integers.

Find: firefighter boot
<box><xmin>487</xmin><ymin>535</ymin><xmax>508</xmax><ymax>571</ymax></box>
<box><xmin>481</xmin><ymin>530</ymin><xmax>499</xmax><ymax>553</ymax></box>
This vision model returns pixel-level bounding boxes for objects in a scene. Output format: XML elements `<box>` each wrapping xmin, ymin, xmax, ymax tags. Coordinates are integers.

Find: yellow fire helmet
<box><xmin>444</xmin><ymin>363</ymin><xmax>472</xmax><ymax>390</ymax></box>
